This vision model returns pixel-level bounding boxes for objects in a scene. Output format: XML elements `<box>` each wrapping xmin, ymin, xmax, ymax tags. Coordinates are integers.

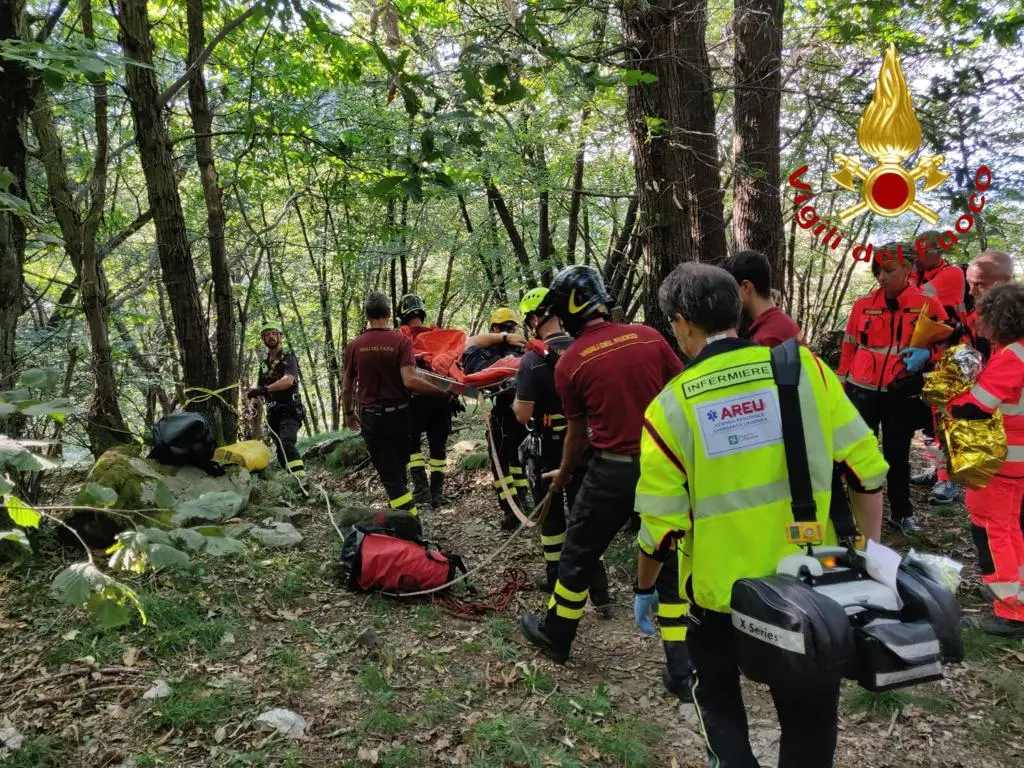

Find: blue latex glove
<box><xmin>899</xmin><ymin>347</ymin><xmax>930</xmax><ymax>373</ymax></box>
<box><xmin>633</xmin><ymin>592</ymin><xmax>659</xmax><ymax>636</ymax></box>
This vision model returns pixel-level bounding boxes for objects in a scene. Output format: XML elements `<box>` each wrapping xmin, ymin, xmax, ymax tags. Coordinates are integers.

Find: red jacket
<box><xmin>950</xmin><ymin>342</ymin><xmax>1024</xmax><ymax>477</ymax></box>
<box><xmin>838</xmin><ymin>285</ymin><xmax>947</xmax><ymax>392</ymax></box>
<box><xmin>909</xmin><ymin>259</ymin><xmax>966</xmax><ymax>324</ymax></box>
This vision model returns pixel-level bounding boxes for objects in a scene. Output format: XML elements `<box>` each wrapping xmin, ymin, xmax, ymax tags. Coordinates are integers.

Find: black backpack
<box><xmin>149</xmin><ymin>412</ymin><xmax>217</xmax><ymax>468</ymax></box>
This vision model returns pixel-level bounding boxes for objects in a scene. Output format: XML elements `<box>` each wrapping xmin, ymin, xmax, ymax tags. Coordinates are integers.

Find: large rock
<box><xmin>303</xmin><ymin>432</ymin><xmax>368</xmax><ymax>469</ymax></box>
<box><xmin>65</xmin><ymin>446</ymin><xmax>253</xmax><ymax>547</ymax></box>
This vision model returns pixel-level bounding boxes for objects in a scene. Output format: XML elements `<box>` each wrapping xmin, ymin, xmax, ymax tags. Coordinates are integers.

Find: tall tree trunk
<box><xmin>399</xmin><ymin>196</ymin><xmax>409</xmax><ymax>294</ymax></box>
<box><xmin>116</xmin><ymin>0</ymin><xmax>221</xmax><ymax>436</ymax></box>
<box><xmin>30</xmin><ymin>0</ymin><xmax>130</xmax><ymax>456</ymax></box>
<box><xmin>0</xmin><ymin>0</ymin><xmax>29</xmax><ymax>390</ymax></box>
<box><xmin>565</xmin><ymin>113</ymin><xmax>589</xmax><ymax>265</ymax></box>
<box><xmin>313</xmin><ymin>199</ymin><xmax>341</xmax><ymax>429</ymax></box>
<box><xmin>620</xmin><ymin>0</ymin><xmax>703</xmax><ymax>339</ymax></box>
<box><xmin>186</xmin><ymin>0</ymin><xmax>237</xmax><ymax>442</ymax></box>
<box><xmin>485</xmin><ymin>179</ymin><xmax>536</xmax><ymax>289</ymax></box>
<box><xmin>732</xmin><ymin>0</ymin><xmax>785</xmax><ymax>288</ymax></box>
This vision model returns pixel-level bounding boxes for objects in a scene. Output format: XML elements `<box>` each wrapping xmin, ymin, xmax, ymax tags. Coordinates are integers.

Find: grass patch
<box><xmin>381</xmin><ymin>747</ymin><xmax>428</xmax><ymax>767</ymax></box>
<box><xmin>356</xmin><ymin>661</ymin><xmax>411</xmax><ymax>736</ymax></box>
<box><xmin>961</xmin><ymin>627</ymin><xmax>1022</xmax><ymax>662</ymax></box>
<box><xmin>1</xmin><ymin>734</ymin><xmax>67</xmax><ymax>768</ymax></box>
<box><xmin>841</xmin><ymin>685</ymin><xmax>954</xmax><ymax>719</ymax></box>
<box><xmin>546</xmin><ymin>684</ymin><xmax>660</xmax><ymax>766</ymax></box>
<box><xmin>457</xmin><ymin>450</ymin><xmax>489</xmax><ymax>471</ymax></box>
<box><xmin>151</xmin><ymin>677</ymin><xmax>242</xmax><ymax>730</ymax></box>
<box><xmin>267</xmin><ymin>646</ymin><xmax>311</xmax><ymax>690</ymax></box>
<box><xmin>45</xmin><ymin>590</ymin><xmax>237</xmax><ymax>666</ymax></box>
<box><xmin>485</xmin><ymin>617</ymin><xmax>517</xmax><ymax>661</ymax></box>
<box><xmin>419</xmin><ymin>689</ymin><xmax>457</xmax><ymax>726</ymax></box>
<box><xmin>410</xmin><ymin>603</ymin><xmax>443</xmax><ymax>632</ymax></box>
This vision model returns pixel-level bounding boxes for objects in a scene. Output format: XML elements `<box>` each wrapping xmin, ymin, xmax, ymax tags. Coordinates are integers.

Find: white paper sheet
<box><xmin>865</xmin><ymin>539</ymin><xmax>904</xmax><ymax>609</ymax></box>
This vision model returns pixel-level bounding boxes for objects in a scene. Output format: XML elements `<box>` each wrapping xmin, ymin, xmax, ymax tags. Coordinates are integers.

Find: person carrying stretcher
<box><xmin>462</xmin><ymin>308</ymin><xmax>530</xmax><ymax>530</ymax></box>
<box><xmin>513</xmin><ymin>287</ymin><xmax>607</xmax><ymax>603</ymax></box>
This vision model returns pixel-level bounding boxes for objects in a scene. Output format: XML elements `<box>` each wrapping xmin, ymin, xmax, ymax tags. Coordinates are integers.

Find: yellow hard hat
<box><xmin>489</xmin><ymin>307</ymin><xmax>519</xmax><ymax>327</ymax></box>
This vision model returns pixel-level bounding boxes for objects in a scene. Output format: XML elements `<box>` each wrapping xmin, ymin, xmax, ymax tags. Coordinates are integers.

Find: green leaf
<box><xmin>79</xmin><ymin>483</ymin><xmax>118</xmax><ymax>508</ymax></box>
<box><xmin>147</xmin><ymin>543</ymin><xmax>190</xmax><ymax>569</ymax></box>
<box><xmin>0</xmin><ymin>528</ymin><xmax>31</xmax><ymax>552</ymax></box>
<box><xmin>461</xmin><ymin>66</ymin><xmax>483</xmax><ymax>102</ymax></box>
<box><xmin>0</xmin><ymin>474</ymin><xmax>12</xmax><ymax>494</ymax></box>
<box><xmin>6</xmin><ymin>496</ymin><xmax>41</xmax><ymax>528</ymax></box>
<box><xmin>371</xmin><ymin>175</ymin><xmax>404</xmax><ymax>197</ymax></box>
<box><xmin>399</xmin><ymin>83</ymin><xmax>421</xmax><ymax>117</ymax></box>
<box><xmin>0</xmin><ymin>166</ymin><xmax>13</xmax><ymax>190</ymax></box>
<box><xmin>52</xmin><ymin>562</ymin><xmax>112</xmax><ymax>606</ymax></box>
<box><xmin>171</xmin><ymin>491</ymin><xmax>244</xmax><ymax>526</ymax></box>
<box><xmin>421</xmin><ymin>128</ymin><xmax>436</xmax><ymax>157</ymax></box>
<box><xmin>0</xmin><ymin>403</ymin><xmax>17</xmax><ymax>416</ymax></box>
<box><xmin>0</xmin><ymin>439</ymin><xmax>55</xmax><ymax>472</ymax></box>
<box><xmin>483</xmin><ymin>63</ymin><xmax>509</xmax><ymax>87</ymax></box>
<box><xmin>203</xmin><ymin>535</ymin><xmax>247</xmax><ymax>557</ymax></box>
<box><xmin>168</xmin><ymin>527</ymin><xmax>205</xmax><ymax>552</ymax></box>
<box><xmin>155</xmin><ymin>484</ymin><xmax>176</xmax><ymax>510</ymax></box>
<box><xmin>19</xmin><ymin>368</ymin><xmax>61</xmax><ymax>390</ymax></box>
<box><xmin>492</xmin><ymin>81</ymin><xmax>527</xmax><ymax>105</ymax></box>
<box><xmin>400</xmin><ymin>177</ymin><xmax>423</xmax><ymax>203</ymax></box>
<box><xmin>90</xmin><ymin>593</ymin><xmax>134</xmax><ymax>628</ymax></box>
<box><xmin>21</xmin><ymin>398</ymin><xmax>71</xmax><ymax>421</ymax></box>
<box><xmin>622</xmin><ymin>69</ymin><xmax>659</xmax><ymax>86</ymax></box>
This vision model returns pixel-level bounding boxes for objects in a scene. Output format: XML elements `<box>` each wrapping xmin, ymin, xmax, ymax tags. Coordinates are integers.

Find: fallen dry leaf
<box><xmin>122</xmin><ymin>647</ymin><xmax>139</xmax><ymax>667</ymax></box>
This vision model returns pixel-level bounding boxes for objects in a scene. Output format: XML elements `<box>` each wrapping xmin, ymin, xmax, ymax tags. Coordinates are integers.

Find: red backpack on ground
<box><xmin>339</xmin><ymin>525</ymin><xmax>466</xmax><ymax>595</ymax></box>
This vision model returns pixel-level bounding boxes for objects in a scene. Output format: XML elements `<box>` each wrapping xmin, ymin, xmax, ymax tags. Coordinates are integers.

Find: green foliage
<box><xmin>171</xmin><ymin>491</ymin><xmax>246</xmax><ymax>526</ymax></box>
<box><xmin>51</xmin><ymin>563</ymin><xmax>147</xmax><ymax>627</ymax></box>
<box><xmin>457</xmin><ymin>451</ymin><xmax>489</xmax><ymax>471</ymax></box>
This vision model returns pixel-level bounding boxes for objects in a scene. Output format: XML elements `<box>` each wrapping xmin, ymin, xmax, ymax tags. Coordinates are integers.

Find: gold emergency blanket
<box><xmin>922</xmin><ymin>344</ymin><xmax>983</xmax><ymax>408</ymax></box>
<box><xmin>923</xmin><ymin>344</ymin><xmax>1007</xmax><ymax>489</ymax></box>
<box><xmin>937</xmin><ymin>410</ymin><xmax>1007</xmax><ymax>489</ymax></box>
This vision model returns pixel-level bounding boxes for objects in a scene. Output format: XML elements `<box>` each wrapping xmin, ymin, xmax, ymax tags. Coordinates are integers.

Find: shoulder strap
<box><xmin>769</xmin><ymin>339</ymin><xmax>816</xmax><ymax>524</ymax></box>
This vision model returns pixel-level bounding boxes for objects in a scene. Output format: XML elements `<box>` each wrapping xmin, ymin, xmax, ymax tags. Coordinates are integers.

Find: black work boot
<box><xmin>518</xmin><ymin>613</ymin><xmax>570</xmax><ymax>664</ymax></box>
<box><xmin>411</xmin><ymin>467</ymin><xmax>430</xmax><ymax>507</ymax></box>
<box><xmin>430</xmin><ymin>472</ymin><xmax>452</xmax><ymax>508</ymax></box>
<box><xmin>662</xmin><ymin>643</ymin><xmax>694</xmax><ymax>702</ymax></box>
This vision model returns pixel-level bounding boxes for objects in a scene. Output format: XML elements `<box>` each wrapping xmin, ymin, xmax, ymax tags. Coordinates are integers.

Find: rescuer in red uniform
<box><xmin>948</xmin><ymin>282</ymin><xmax>1024</xmax><ymax>638</ymax></box>
<box><xmin>909</xmin><ymin>231</ymin><xmax>968</xmax><ymax>505</ymax></box>
<box><xmin>341</xmin><ymin>293</ymin><xmax>446</xmax><ymax>530</ymax></box>
<box><xmin>518</xmin><ymin>265</ymin><xmax>683</xmax><ymax>663</ymax></box>
<box><xmin>962</xmin><ymin>250</ymin><xmax>1015</xmax><ymax>358</ymax></box>
<box><xmin>838</xmin><ymin>249</ymin><xmax>947</xmax><ymax>534</ymax></box>
<box><xmin>724</xmin><ymin>250</ymin><xmax>802</xmax><ymax>347</ymax></box>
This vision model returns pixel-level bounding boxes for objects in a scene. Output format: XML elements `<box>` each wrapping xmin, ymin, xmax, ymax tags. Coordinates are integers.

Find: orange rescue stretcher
<box><xmin>410</xmin><ymin>328</ymin><xmax>522</xmax><ymax>398</ymax></box>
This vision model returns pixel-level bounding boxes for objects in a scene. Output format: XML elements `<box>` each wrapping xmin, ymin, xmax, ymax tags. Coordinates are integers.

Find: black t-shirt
<box><xmin>461</xmin><ymin>341</ymin><xmax>523</xmax><ymax>410</ymax></box>
<box><xmin>258</xmin><ymin>350</ymin><xmax>300</xmax><ymax>406</ymax></box>
<box><xmin>515</xmin><ymin>333</ymin><xmax>573</xmax><ymax>428</ymax></box>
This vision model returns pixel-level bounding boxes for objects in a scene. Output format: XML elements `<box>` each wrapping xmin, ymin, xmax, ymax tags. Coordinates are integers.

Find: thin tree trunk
<box><xmin>732</xmin><ymin>0</ymin><xmax>785</xmax><ymax>286</ymax></box>
<box><xmin>186</xmin><ymin>0</ymin><xmax>237</xmax><ymax>442</ymax></box>
<box><xmin>116</xmin><ymin>0</ymin><xmax>221</xmax><ymax>437</ymax></box>
<box><xmin>485</xmin><ymin>179</ymin><xmax>536</xmax><ymax>289</ymax></box>
<box><xmin>300</xmin><ymin>199</ymin><xmax>340</xmax><ymax>429</ymax></box>
<box><xmin>437</xmin><ymin>246</ymin><xmax>457</xmax><ymax>328</ymax></box>
<box><xmin>0</xmin><ymin>0</ymin><xmax>29</xmax><ymax>391</ymax></box>
<box><xmin>485</xmin><ymin>196</ymin><xmax>510</xmax><ymax>303</ymax></box>
<box><xmin>399</xmin><ymin>196</ymin><xmax>409</xmax><ymax>294</ymax></box>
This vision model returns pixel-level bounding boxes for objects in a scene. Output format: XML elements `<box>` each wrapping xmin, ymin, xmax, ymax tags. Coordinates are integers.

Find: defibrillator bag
<box><xmin>896</xmin><ymin>562</ymin><xmax>963</xmax><ymax>662</ymax></box>
<box><xmin>339</xmin><ymin>524</ymin><xmax>466</xmax><ymax>595</ymax></box>
<box><xmin>853</xmin><ymin>618</ymin><xmax>943</xmax><ymax>692</ymax></box>
<box><xmin>732</xmin><ymin>574</ymin><xmax>856</xmax><ymax>689</ymax></box>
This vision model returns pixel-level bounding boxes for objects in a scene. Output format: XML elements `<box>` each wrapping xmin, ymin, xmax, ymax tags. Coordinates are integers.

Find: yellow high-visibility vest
<box><xmin>635</xmin><ymin>342</ymin><xmax>888</xmax><ymax>613</ymax></box>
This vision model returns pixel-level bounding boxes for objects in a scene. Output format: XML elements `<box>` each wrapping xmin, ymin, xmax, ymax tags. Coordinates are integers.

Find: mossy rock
<box><xmin>66</xmin><ymin>446</ymin><xmax>253</xmax><ymax>547</ymax></box>
<box><xmin>322</xmin><ymin>434</ymin><xmax>369</xmax><ymax>470</ymax></box>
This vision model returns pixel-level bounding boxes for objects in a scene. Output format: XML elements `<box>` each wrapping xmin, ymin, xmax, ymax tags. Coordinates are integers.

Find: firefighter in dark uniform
<box><xmin>248</xmin><ymin>322</ymin><xmax>306</xmax><ymax>480</ymax></box>
<box><xmin>341</xmin><ymin>293</ymin><xmax>446</xmax><ymax>527</ymax></box>
<box><xmin>398</xmin><ymin>293</ymin><xmax>457</xmax><ymax>509</ymax></box>
<box><xmin>518</xmin><ymin>266</ymin><xmax>683</xmax><ymax>663</ymax></box>
<box><xmin>462</xmin><ymin>308</ymin><xmax>529</xmax><ymax>531</ymax></box>
<box><xmin>513</xmin><ymin>287</ymin><xmax>609</xmax><ymax>606</ymax></box>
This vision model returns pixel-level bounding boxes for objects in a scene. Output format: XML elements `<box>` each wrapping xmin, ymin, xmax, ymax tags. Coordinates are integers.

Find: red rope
<box><xmin>432</xmin><ymin>567</ymin><xmax>532</xmax><ymax>621</ymax></box>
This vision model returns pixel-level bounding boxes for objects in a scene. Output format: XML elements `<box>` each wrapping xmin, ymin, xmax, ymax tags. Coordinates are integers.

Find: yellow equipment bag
<box><xmin>214</xmin><ymin>440</ymin><xmax>272</xmax><ymax>471</ymax></box>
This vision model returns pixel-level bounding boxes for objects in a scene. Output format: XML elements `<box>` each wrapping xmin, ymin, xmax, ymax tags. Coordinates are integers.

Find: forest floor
<box><xmin>3</xmin><ymin>421</ymin><xmax>1024</xmax><ymax>768</ymax></box>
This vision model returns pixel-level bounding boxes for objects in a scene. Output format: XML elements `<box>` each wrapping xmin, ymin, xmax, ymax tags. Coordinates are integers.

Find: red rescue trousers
<box><xmin>967</xmin><ymin>475</ymin><xmax>1024</xmax><ymax>622</ymax></box>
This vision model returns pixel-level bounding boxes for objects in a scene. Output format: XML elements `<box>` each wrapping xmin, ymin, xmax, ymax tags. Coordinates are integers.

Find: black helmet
<box><xmin>544</xmin><ymin>265</ymin><xmax>612</xmax><ymax>336</ymax></box>
<box><xmin>398</xmin><ymin>293</ymin><xmax>427</xmax><ymax>324</ymax></box>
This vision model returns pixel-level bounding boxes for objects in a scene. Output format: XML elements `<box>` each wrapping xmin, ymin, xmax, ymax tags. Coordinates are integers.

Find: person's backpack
<box><xmin>149</xmin><ymin>412</ymin><xmax>217</xmax><ymax>468</ymax></box>
<box><xmin>339</xmin><ymin>524</ymin><xmax>466</xmax><ymax>595</ymax></box>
